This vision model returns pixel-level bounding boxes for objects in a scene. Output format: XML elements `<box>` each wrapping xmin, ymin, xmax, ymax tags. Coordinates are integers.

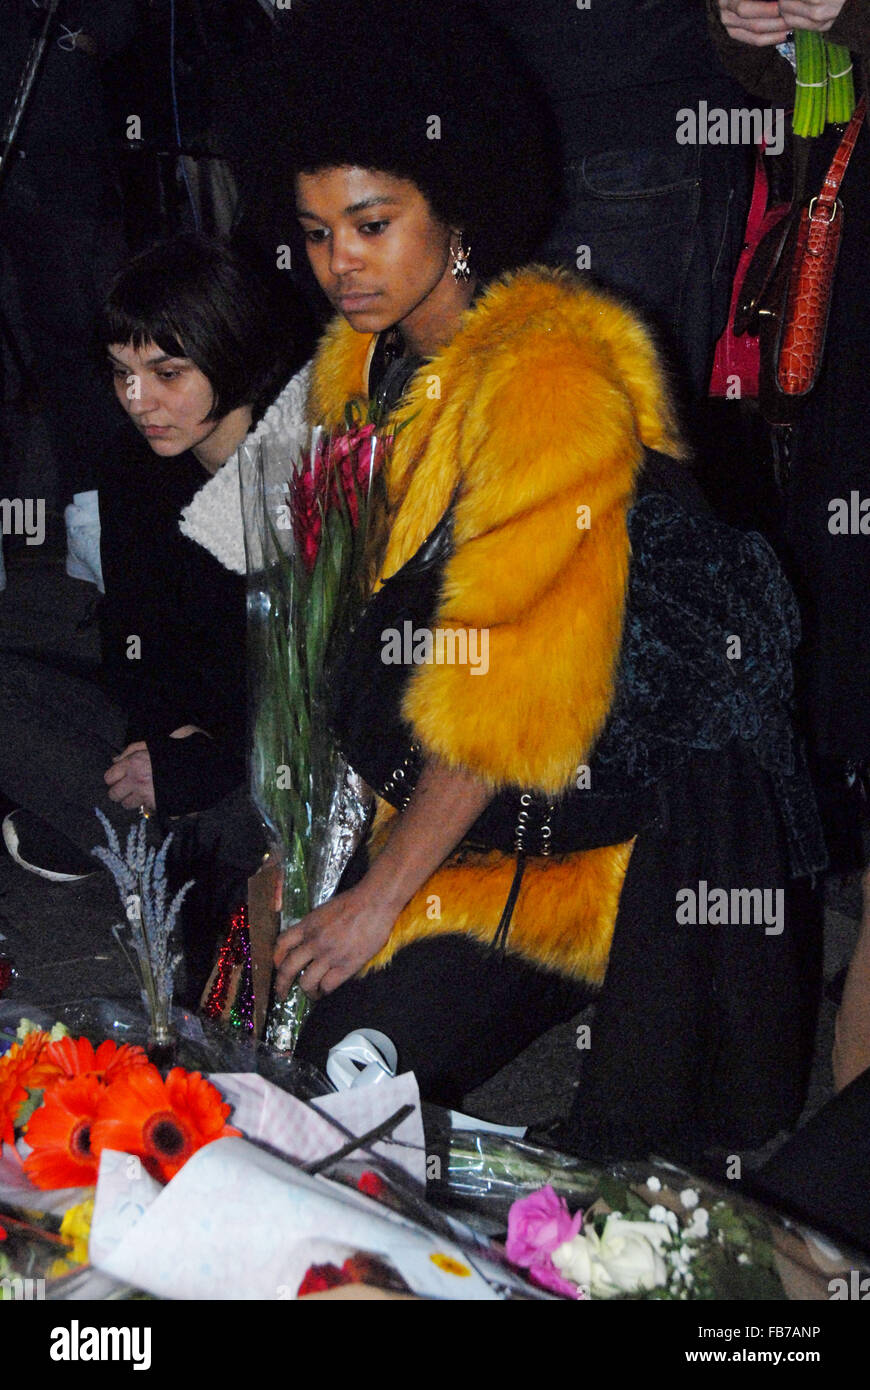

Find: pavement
<box><xmin>0</xmin><ymin>521</ymin><xmax>862</xmax><ymax>1148</ymax></box>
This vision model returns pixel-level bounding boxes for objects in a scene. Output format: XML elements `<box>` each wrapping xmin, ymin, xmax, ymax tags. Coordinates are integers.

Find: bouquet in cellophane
<box><xmin>241</xmin><ymin>407</ymin><xmax>392</xmax><ymax>1052</ymax></box>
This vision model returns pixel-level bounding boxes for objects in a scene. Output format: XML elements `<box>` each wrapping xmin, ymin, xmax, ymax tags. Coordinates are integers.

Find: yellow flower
<box><xmin>430</xmin><ymin>1252</ymin><xmax>471</xmax><ymax>1277</ymax></box>
<box><xmin>54</xmin><ymin>1197</ymin><xmax>95</xmax><ymax>1270</ymax></box>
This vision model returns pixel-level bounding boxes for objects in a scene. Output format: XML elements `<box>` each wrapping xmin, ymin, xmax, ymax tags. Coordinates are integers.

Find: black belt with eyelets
<box><xmin>375</xmin><ymin>750</ymin><xmax>659</xmax><ymax>857</ymax></box>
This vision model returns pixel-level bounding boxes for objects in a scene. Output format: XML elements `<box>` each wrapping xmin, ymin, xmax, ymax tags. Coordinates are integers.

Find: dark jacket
<box><xmin>480</xmin><ymin>0</ymin><xmax>747</xmax><ymax>156</ymax></box>
<box><xmin>1</xmin><ymin>0</ymin><xmax>137</xmax><ymax>161</ymax></box>
<box><xmin>98</xmin><ymin>436</ymin><xmax>246</xmax><ymax>818</ymax></box>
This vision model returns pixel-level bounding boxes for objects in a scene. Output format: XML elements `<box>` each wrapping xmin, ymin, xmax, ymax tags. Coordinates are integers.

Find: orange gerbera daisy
<box><xmin>0</xmin><ymin>1031</ymin><xmax>54</xmax><ymax>1146</ymax></box>
<box><xmin>42</xmin><ymin>1035</ymin><xmax>149</xmax><ymax>1085</ymax></box>
<box><xmin>22</xmin><ymin>1075</ymin><xmax>104</xmax><ymax>1189</ymax></box>
<box><xmin>91</xmin><ymin>1064</ymin><xmax>239</xmax><ymax>1183</ymax></box>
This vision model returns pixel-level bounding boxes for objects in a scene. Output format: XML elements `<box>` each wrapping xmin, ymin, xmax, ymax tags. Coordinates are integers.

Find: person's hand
<box><xmin>718</xmin><ymin>0</ymin><xmax>847</xmax><ymax>46</ymax></box>
<box><xmin>778</xmin><ymin>0</ymin><xmax>849</xmax><ymax>32</ymax></box>
<box><xmin>272</xmin><ymin>757</ymin><xmax>491</xmax><ymax>1002</ymax></box>
<box><xmin>104</xmin><ymin>741</ymin><xmax>156</xmax><ymax>812</ymax></box>
<box><xmin>719</xmin><ymin>0</ymin><xmax>790</xmax><ymax>45</ymax></box>
<box><xmin>273</xmin><ymin>883</ymin><xmax>396</xmax><ymax>1001</ymax></box>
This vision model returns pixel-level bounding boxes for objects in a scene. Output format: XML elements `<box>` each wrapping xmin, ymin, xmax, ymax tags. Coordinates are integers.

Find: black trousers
<box><xmin>0</xmin><ymin>650</ymin><xmax>134</xmax><ymax>858</ymax></box>
<box><xmin>295</xmin><ymin>934</ymin><xmax>591</xmax><ymax>1108</ymax></box>
<box><xmin>296</xmin><ymin>745</ymin><xmax>821</xmax><ymax>1156</ymax></box>
<box><xmin>0</xmin><ymin>649</ymin><xmax>265</xmax><ymax>1005</ymax></box>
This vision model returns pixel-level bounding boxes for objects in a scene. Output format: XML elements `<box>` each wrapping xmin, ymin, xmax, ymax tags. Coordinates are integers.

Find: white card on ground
<box><xmin>90</xmin><ymin>1136</ymin><xmax>500</xmax><ymax>1300</ymax></box>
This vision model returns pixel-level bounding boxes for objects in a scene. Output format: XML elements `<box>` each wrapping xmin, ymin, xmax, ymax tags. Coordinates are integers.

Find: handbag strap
<box><xmin>747</xmin><ymin>144</ymin><xmax>772</xmax><ymax>232</ymax></box>
<box><xmin>810</xmin><ymin>95</ymin><xmax>866</xmax><ymax>229</ymax></box>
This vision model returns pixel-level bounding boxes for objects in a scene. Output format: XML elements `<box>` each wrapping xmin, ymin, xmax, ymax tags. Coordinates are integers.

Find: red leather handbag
<box><xmin>775</xmin><ymin>96</ymin><xmax>866</xmax><ymax>399</ymax></box>
<box><xmin>741</xmin><ymin>96</ymin><xmax>866</xmax><ymax>425</ymax></box>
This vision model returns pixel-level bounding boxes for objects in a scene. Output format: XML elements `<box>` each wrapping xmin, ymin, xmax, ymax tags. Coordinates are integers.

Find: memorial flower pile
<box><xmin>0</xmin><ymin>1018</ymin><xmax>238</xmax><ymax>1190</ymax></box>
<box><xmin>505</xmin><ymin>1173</ymin><xmax>786</xmax><ymax>1300</ymax></box>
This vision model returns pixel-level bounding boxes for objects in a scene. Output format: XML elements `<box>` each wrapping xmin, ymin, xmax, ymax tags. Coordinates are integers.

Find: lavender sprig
<box><xmin>93</xmin><ymin>809</ymin><xmax>192</xmax><ymax>1033</ymax></box>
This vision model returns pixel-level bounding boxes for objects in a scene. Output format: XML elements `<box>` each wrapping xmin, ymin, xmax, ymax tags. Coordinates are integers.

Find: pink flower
<box><xmin>289</xmin><ymin>467</ymin><xmax>324</xmax><ymax>573</ymax></box>
<box><xmin>290</xmin><ymin>424</ymin><xmax>386</xmax><ymax>572</ymax></box>
<box><xmin>506</xmin><ymin>1186</ymin><xmax>585</xmax><ymax>1298</ymax></box>
<box><xmin>527</xmin><ymin>1260</ymin><xmax>588</xmax><ymax>1300</ymax></box>
<box><xmin>506</xmin><ymin>1186</ymin><xmax>583</xmax><ymax>1266</ymax></box>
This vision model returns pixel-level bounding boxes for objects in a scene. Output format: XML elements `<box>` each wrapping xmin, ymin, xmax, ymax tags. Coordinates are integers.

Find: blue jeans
<box><xmin>539</xmin><ymin>143</ymin><xmax>750</xmax><ymax>400</ymax></box>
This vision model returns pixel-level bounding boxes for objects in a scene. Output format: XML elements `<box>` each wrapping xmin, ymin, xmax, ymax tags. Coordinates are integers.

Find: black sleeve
<box><xmin>705</xmin><ymin>0</ymin><xmax>797</xmax><ymax>106</ymax></box>
<box><xmin>148</xmin><ymin>732</ymin><xmax>247</xmax><ymax>818</ymax></box>
<box><xmin>98</xmin><ymin>450</ymin><xmax>198</xmax><ymax>742</ymax></box>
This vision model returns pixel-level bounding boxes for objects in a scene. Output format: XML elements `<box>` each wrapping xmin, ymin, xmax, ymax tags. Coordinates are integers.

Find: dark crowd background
<box><xmin>0</xmin><ymin>0</ymin><xmax>773</xmax><ymax>523</ymax></box>
<box><xmin>0</xmin><ymin>0</ymin><xmax>317</xmax><ymax>517</ymax></box>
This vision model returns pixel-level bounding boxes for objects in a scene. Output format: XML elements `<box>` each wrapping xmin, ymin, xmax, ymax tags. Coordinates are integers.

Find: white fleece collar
<box><xmin>178</xmin><ymin>362</ymin><xmax>312</xmax><ymax>574</ymax></box>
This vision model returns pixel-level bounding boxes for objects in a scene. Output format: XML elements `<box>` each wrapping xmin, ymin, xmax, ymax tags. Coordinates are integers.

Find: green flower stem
<box><xmin>826</xmin><ymin>42</ymin><xmax>855</xmax><ymax>125</ymax></box>
<box><xmin>446</xmin><ymin>1133</ymin><xmax>603</xmax><ymax>1207</ymax></box>
<box><xmin>794</xmin><ymin>30</ymin><xmax>827</xmax><ymax>138</ymax></box>
<box><xmin>248</xmin><ymin>429</ymin><xmax>389</xmax><ymax>1054</ymax></box>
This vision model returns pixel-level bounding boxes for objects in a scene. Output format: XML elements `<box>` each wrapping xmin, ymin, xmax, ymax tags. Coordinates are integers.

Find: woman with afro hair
<box><xmin>264</xmin><ymin>0</ymin><xmax>825</xmax><ymax>1166</ymax></box>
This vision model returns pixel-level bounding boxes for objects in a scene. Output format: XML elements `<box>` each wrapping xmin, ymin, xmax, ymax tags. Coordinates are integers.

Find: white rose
<box><xmin>555</xmin><ymin>1217</ymin><xmax>672</xmax><ymax>1298</ymax></box>
<box><xmin>595</xmin><ymin>1217</ymin><xmax>672</xmax><ymax>1295</ymax></box>
<box><xmin>552</xmin><ymin>1232</ymin><xmax>595</xmax><ymax>1291</ymax></box>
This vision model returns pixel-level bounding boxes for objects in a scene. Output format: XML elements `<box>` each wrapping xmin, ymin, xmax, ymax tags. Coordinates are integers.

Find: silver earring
<box><xmin>451</xmin><ymin>237</ymin><xmax>471</xmax><ymax>282</ymax></box>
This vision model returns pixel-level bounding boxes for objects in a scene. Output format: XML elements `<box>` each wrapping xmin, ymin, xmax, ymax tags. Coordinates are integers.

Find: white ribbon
<box><xmin>448</xmin><ymin>1109</ymin><xmax>527</xmax><ymax>1138</ymax></box>
<box><xmin>57</xmin><ymin>25</ymin><xmax>83</xmax><ymax>51</ymax></box>
<box><xmin>326</xmin><ymin>1029</ymin><xmax>398</xmax><ymax>1091</ymax></box>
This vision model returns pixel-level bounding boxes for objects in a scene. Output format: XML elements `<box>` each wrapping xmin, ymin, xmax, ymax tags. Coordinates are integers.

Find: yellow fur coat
<box><xmin>309</xmin><ymin>267</ymin><xmax>686</xmax><ymax>984</ymax></box>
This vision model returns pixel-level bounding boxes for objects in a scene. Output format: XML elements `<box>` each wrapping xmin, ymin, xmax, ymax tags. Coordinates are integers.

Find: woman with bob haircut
<box><xmin>1</xmin><ymin>233</ymin><xmax>311</xmax><ymax>997</ymax></box>
<box><xmin>267</xmin><ymin>0</ymin><xmax>826</xmax><ymax>1164</ymax></box>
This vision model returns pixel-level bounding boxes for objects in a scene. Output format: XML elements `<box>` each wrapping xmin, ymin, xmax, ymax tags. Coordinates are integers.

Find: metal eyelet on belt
<box><xmin>381</xmin><ymin>741</ymin><xmax>422</xmax><ymax>809</ymax></box>
<box><xmin>540</xmin><ymin>802</ymin><xmax>555</xmax><ymax>857</ymax></box>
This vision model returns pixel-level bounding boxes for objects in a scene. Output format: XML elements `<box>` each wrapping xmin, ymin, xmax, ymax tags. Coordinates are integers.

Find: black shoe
<box><xmin>2</xmin><ymin>810</ymin><xmax>100</xmax><ymax>882</ymax></box>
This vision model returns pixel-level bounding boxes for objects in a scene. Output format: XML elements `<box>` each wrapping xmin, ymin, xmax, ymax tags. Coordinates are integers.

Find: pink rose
<box><xmin>527</xmin><ymin>1259</ymin><xmax>587</xmax><ymax>1300</ymax></box>
<box><xmin>506</xmin><ymin>1185</ymin><xmax>583</xmax><ymax>1268</ymax></box>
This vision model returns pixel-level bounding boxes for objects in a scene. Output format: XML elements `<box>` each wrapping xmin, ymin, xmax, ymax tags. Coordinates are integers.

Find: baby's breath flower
<box><xmin>685</xmin><ymin>1207</ymin><xmax>710</xmax><ymax>1240</ymax></box>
